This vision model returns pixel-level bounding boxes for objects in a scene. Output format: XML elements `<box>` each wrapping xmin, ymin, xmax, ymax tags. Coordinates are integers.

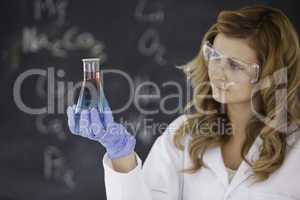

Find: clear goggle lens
<box><xmin>202</xmin><ymin>41</ymin><xmax>260</xmax><ymax>84</ymax></box>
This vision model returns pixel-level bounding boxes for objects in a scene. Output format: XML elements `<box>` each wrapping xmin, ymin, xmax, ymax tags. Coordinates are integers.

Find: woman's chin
<box><xmin>212</xmin><ymin>88</ymin><xmax>228</xmax><ymax>103</ymax></box>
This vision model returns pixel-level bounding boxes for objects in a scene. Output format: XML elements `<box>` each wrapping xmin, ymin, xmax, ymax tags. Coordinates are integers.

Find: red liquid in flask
<box><xmin>75</xmin><ymin>58</ymin><xmax>107</xmax><ymax>130</ymax></box>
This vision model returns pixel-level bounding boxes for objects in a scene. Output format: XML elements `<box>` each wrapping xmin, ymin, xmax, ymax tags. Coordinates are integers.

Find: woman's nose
<box><xmin>211</xmin><ymin>62</ymin><xmax>228</xmax><ymax>80</ymax></box>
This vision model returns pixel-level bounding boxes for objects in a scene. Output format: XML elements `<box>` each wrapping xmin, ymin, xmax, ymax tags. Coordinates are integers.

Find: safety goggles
<box><xmin>202</xmin><ymin>41</ymin><xmax>260</xmax><ymax>84</ymax></box>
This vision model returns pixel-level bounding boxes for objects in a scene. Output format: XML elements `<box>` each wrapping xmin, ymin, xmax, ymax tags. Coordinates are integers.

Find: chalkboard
<box><xmin>0</xmin><ymin>0</ymin><xmax>298</xmax><ymax>199</ymax></box>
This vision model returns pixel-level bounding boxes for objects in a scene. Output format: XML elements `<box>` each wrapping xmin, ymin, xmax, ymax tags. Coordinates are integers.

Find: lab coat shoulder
<box><xmin>146</xmin><ymin>113</ymin><xmax>189</xmax><ymax>169</ymax></box>
<box><xmin>252</xmin><ymin>128</ymin><xmax>300</xmax><ymax>198</ymax></box>
<box><xmin>274</xmin><ymin>128</ymin><xmax>300</xmax><ymax>196</ymax></box>
<box><xmin>102</xmin><ymin>114</ymin><xmax>189</xmax><ymax>200</ymax></box>
<box><xmin>141</xmin><ymin>114</ymin><xmax>189</xmax><ymax>198</ymax></box>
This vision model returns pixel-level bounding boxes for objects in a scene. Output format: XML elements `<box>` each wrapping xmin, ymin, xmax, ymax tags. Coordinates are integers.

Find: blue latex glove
<box><xmin>66</xmin><ymin>101</ymin><xmax>136</xmax><ymax>160</ymax></box>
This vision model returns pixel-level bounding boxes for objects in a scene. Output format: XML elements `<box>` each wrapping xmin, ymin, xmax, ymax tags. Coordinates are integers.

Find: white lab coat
<box><xmin>102</xmin><ymin>114</ymin><xmax>300</xmax><ymax>200</ymax></box>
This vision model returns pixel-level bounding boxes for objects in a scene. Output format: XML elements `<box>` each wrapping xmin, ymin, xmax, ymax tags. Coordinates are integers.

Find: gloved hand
<box><xmin>66</xmin><ymin>99</ymin><xmax>136</xmax><ymax>160</ymax></box>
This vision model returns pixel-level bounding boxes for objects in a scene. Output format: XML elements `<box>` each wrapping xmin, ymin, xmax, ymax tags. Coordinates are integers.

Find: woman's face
<box><xmin>208</xmin><ymin>33</ymin><xmax>259</xmax><ymax>104</ymax></box>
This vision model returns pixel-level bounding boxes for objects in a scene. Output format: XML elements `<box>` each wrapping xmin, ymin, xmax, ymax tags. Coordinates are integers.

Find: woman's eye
<box><xmin>229</xmin><ymin>60</ymin><xmax>244</xmax><ymax>70</ymax></box>
<box><xmin>212</xmin><ymin>51</ymin><xmax>219</xmax><ymax>58</ymax></box>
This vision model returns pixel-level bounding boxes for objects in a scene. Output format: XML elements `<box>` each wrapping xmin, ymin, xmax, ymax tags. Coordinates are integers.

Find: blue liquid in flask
<box><xmin>74</xmin><ymin>58</ymin><xmax>107</xmax><ymax>132</ymax></box>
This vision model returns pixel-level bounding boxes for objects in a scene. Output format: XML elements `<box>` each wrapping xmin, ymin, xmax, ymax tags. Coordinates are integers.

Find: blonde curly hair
<box><xmin>173</xmin><ymin>5</ymin><xmax>300</xmax><ymax>183</ymax></box>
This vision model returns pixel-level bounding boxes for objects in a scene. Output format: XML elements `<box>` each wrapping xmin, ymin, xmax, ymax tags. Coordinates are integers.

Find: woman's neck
<box><xmin>221</xmin><ymin>102</ymin><xmax>252</xmax><ymax>170</ymax></box>
<box><xmin>226</xmin><ymin>101</ymin><xmax>253</xmax><ymax>140</ymax></box>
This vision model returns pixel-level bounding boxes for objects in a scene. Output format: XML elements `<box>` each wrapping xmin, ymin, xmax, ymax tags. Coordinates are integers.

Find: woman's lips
<box><xmin>212</xmin><ymin>81</ymin><xmax>235</xmax><ymax>90</ymax></box>
<box><xmin>216</xmin><ymin>86</ymin><xmax>226</xmax><ymax>90</ymax></box>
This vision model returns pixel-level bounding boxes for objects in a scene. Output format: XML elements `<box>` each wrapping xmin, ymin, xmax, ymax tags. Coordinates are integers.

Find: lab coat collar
<box><xmin>227</xmin><ymin>135</ymin><xmax>263</xmax><ymax>194</ymax></box>
<box><xmin>202</xmin><ymin>135</ymin><xmax>263</xmax><ymax>190</ymax></box>
<box><xmin>202</xmin><ymin>143</ymin><xmax>229</xmax><ymax>187</ymax></box>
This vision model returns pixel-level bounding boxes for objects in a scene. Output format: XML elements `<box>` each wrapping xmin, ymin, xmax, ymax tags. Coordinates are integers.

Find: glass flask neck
<box><xmin>82</xmin><ymin>58</ymin><xmax>100</xmax><ymax>80</ymax></box>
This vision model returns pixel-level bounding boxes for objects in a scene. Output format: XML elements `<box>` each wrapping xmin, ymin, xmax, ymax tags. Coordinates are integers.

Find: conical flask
<box><xmin>75</xmin><ymin>58</ymin><xmax>107</xmax><ymax>130</ymax></box>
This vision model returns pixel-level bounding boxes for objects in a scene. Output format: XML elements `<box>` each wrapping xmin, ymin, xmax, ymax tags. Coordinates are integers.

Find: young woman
<box><xmin>67</xmin><ymin>5</ymin><xmax>300</xmax><ymax>200</ymax></box>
